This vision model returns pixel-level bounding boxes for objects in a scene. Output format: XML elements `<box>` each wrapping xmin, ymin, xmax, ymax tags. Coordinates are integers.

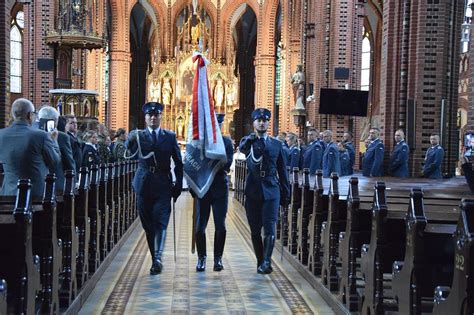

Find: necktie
<box><xmin>151</xmin><ymin>130</ymin><xmax>157</xmax><ymax>145</ymax></box>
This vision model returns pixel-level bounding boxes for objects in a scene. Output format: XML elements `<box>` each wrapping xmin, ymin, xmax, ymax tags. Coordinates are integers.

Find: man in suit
<box><xmin>38</xmin><ymin>105</ymin><xmax>76</xmax><ymax>191</ymax></box>
<box><xmin>0</xmin><ymin>98</ymin><xmax>61</xmax><ymax>196</ymax></box>
<box><xmin>362</xmin><ymin>127</ymin><xmax>384</xmax><ymax>177</ymax></box>
<box><xmin>342</xmin><ymin>131</ymin><xmax>355</xmax><ymax>174</ymax></box>
<box><xmin>389</xmin><ymin>129</ymin><xmax>410</xmax><ymax>177</ymax></box>
<box><xmin>127</xmin><ymin>102</ymin><xmax>183</xmax><ymax>275</ymax></box>
<box><xmin>321</xmin><ymin>130</ymin><xmax>341</xmax><ymax>178</ymax></box>
<box><xmin>239</xmin><ymin>108</ymin><xmax>290</xmax><ymax>274</ymax></box>
<box><xmin>423</xmin><ymin>134</ymin><xmax>444</xmax><ymax>179</ymax></box>
<box><xmin>191</xmin><ymin>114</ymin><xmax>234</xmax><ymax>272</ymax></box>
<box><xmin>64</xmin><ymin>114</ymin><xmax>83</xmax><ymax>174</ymax></box>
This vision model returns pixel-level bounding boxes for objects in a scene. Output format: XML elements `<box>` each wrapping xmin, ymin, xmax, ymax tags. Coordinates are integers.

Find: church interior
<box><xmin>0</xmin><ymin>0</ymin><xmax>474</xmax><ymax>314</ymax></box>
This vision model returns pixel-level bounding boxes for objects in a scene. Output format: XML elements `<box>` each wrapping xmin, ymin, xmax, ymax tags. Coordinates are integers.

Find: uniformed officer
<box><xmin>321</xmin><ymin>130</ymin><xmax>341</xmax><ymax>178</ymax></box>
<box><xmin>81</xmin><ymin>130</ymin><xmax>101</xmax><ymax>168</ymax></box>
<box><xmin>342</xmin><ymin>131</ymin><xmax>355</xmax><ymax>175</ymax></box>
<box><xmin>422</xmin><ymin>134</ymin><xmax>444</xmax><ymax>179</ymax></box>
<box><xmin>239</xmin><ymin>108</ymin><xmax>290</xmax><ymax>274</ymax></box>
<box><xmin>338</xmin><ymin>142</ymin><xmax>351</xmax><ymax>176</ymax></box>
<box><xmin>127</xmin><ymin>102</ymin><xmax>183</xmax><ymax>275</ymax></box>
<box><xmin>362</xmin><ymin>127</ymin><xmax>384</xmax><ymax>177</ymax></box>
<box><xmin>302</xmin><ymin>128</ymin><xmax>323</xmax><ymax>174</ymax></box>
<box><xmin>193</xmin><ymin>114</ymin><xmax>234</xmax><ymax>272</ymax></box>
<box><xmin>464</xmin><ymin>137</ymin><xmax>474</xmax><ymax>162</ymax></box>
<box><xmin>389</xmin><ymin>129</ymin><xmax>410</xmax><ymax>177</ymax></box>
<box><xmin>285</xmin><ymin>132</ymin><xmax>301</xmax><ymax>169</ymax></box>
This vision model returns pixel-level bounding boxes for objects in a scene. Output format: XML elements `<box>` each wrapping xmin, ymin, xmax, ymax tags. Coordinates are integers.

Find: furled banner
<box><xmin>183</xmin><ymin>52</ymin><xmax>227</xmax><ymax>198</ymax></box>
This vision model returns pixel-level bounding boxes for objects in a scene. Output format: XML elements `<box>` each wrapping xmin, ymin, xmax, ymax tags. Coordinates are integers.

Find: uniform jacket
<box><xmin>423</xmin><ymin>144</ymin><xmax>444</xmax><ymax>179</ymax></box>
<box><xmin>82</xmin><ymin>143</ymin><xmax>101</xmax><ymax>169</ymax></box>
<box><xmin>322</xmin><ymin>142</ymin><xmax>341</xmax><ymax>178</ymax></box>
<box><xmin>389</xmin><ymin>140</ymin><xmax>410</xmax><ymax>177</ymax></box>
<box><xmin>287</xmin><ymin>145</ymin><xmax>301</xmax><ymax>170</ymax></box>
<box><xmin>203</xmin><ymin>136</ymin><xmax>234</xmax><ymax>199</ymax></box>
<box><xmin>0</xmin><ymin>121</ymin><xmax>61</xmax><ymax>196</ymax></box>
<box><xmin>55</xmin><ymin>131</ymin><xmax>76</xmax><ymax>191</ymax></box>
<box><xmin>362</xmin><ymin>138</ymin><xmax>384</xmax><ymax>177</ymax></box>
<box><xmin>239</xmin><ymin>135</ymin><xmax>290</xmax><ymax>202</ymax></box>
<box><xmin>127</xmin><ymin>128</ymin><xmax>183</xmax><ymax>198</ymax></box>
<box><xmin>303</xmin><ymin>141</ymin><xmax>323</xmax><ymax>174</ymax></box>
<box><xmin>344</xmin><ymin>141</ymin><xmax>355</xmax><ymax>174</ymax></box>
<box><xmin>339</xmin><ymin>150</ymin><xmax>351</xmax><ymax>176</ymax></box>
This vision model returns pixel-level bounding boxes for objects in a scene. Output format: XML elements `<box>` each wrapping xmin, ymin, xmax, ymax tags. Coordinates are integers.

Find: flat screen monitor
<box><xmin>319</xmin><ymin>88</ymin><xmax>369</xmax><ymax>117</ymax></box>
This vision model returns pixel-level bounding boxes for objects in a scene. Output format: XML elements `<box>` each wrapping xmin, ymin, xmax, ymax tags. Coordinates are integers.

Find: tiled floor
<box><xmin>80</xmin><ymin>192</ymin><xmax>335</xmax><ymax>314</ymax></box>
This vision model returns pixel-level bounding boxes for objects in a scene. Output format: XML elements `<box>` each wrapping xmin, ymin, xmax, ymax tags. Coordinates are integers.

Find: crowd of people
<box><xmin>275</xmin><ymin>127</ymin><xmax>446</xmax><ymax>179</ymax></box>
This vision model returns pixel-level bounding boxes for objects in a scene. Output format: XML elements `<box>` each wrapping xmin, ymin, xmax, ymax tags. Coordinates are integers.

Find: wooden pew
<box><xmin>321</xmin><ymin>173</ymin><xmax>347</xmax><ymax>292</ymax></box>
<box><xmin>279</xmin><ymin>167</ymin><xmax>293</xmax><ymax>247</ymax></box>
<box><xmin>338</xmin><ymin>177</ymin><xmax>371</xmax><ymax>311</ymax></box>
<box><xmin>75</xmin><ymin>167</ymin><xmax>90</xmax><ymax>290</ymax></box>
<box><xmin>288</xmin><ymin>168</ymin><xmax>302</xmax><ymax>255</ymax></box>
<box><xmin>107</xmin><ymin>163</ymin><xmax>116</xmax><ymax>251</ymax></box>
<box><xmin>308</xmin><ymin>170</ymin><xmax>328</xmax><ymax>276</ymax></box>
<box><xmin>0</xmin><ymin>279</ymin><xmax>6</xmax><ymax>315</ymax></box>
<box><xmin>98</xmin><ymin>163</ymin><xmax>109</xmax><ymax>261</ymax></box>
<box><xmin>360</xmin><ymin>182</ymin><xmax>406</xmax><ymax>314</ymax></box>
<box><xmin>392</xmin><ymin>188</ymin><xmax>457</xmax><ymax>314</ymax></box>
<box><xmin>88</xmin><ymin>164</ymin><xmax>101</xmax><ymax>273</ymax></box>
<box><xmin>432</xmin><ymin>198</ymin><xmax>474</xmax><ymax>315</ymax></box>
<box><xmin>34</xmin><ymin>174</ymin><xmax>62</xmax><ymax>314</ymax></box>
<box><xmin>297</xmin><ymin>168</ymin><xmax>313</xmax><ymax>265</ymax></box>
<box><xmin>0</xmin><ymin>179</ymin><xmax>41</xmax><ymax>314</ymax></box>
<box><xmin>57</xmin><ymin>171</ymin><xmax>78</xmax><ymax>307</ymax></box>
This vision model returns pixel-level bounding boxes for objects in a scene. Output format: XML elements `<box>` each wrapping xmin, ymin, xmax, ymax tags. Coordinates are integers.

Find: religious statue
<box><xmin>149</xmin><ymin>80</ymin><xmax>161</xmax><ymax>102</ymax></box>
<box><xmin>214</xmin><ymin>78</ymin><xmax>225</xmax><ymax>109</ymax></box>
<box><xmin>191</xmin><ymin>23</ymin><xmax>201</xmax><ymax>45</ymax></box>
<box><xmin>291</xmin><ymin>64</ymin><xmax>305</xmax><ymax>110</ymax></box>
<box><xmin>162</xmin><ymin>76</ymin><xmax>173</xmax><ymax>105</ymax></box>
<box><xmin>226</xmin><ymin>82</ymin><xmax>236</xmax><ymax>106</ymax></box>
<box><xmin>176</xmin><ymin>116</ymin><xmax>185</xmax><ymax>139</ymax></box>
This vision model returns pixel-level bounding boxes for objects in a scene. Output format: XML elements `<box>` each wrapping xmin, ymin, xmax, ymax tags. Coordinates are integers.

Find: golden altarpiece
<box><xmin>147</xmin><ymin>4</ymin><xmax>239</xmax><ymax>141</ymax></box>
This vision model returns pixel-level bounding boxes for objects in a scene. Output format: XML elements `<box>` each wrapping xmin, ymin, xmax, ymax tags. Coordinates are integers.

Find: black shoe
<box><xmin>150</xmin><ymin>229</ymin><xmax>166</xmax><ymax>275</ymax></box>
<box><xmin>257</xmin><ymin>235</ymin><xmax>275</xmax><ymax>274</ymax></box>
<box><xmin>213</xmin><ymin>256</ymin><xmax>224</xmax><ymax>271</ymax></box>
<box><xmin>195</xmin><ymin>232</ymin><xmax>206</xmax><ymax>272</ymax></box>
<box><xmin>251</xmin><ymin>234</ymin><xmax>264</xmax><ymax>272</ymax></box>
<box><xmin>196</xmin><ymin>256</ymin><xmax>206</xmax><ymax>272</ymax></box>
<box><xmin>213</xmin><ymin>231</ymin><xmax>226</xmax><ymax>271</ymax></box>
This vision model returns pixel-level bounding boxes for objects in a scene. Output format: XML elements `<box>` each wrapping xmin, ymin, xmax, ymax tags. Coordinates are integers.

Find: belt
<box><xmin>251</xmin><ymin>170</ymin><xmax>276</xmax><ymax>178</ymax></box>
<box><xmin>140</xmin><ymin>166</ymin><xmax>168</xmax><ymax>174</ymax></box>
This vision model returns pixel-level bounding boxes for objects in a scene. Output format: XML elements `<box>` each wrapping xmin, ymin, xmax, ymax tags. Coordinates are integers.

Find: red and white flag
<box><xmin>184</xmin><ymin>52</ymin><xmax>227</xmax><ymax>198</ymax></box>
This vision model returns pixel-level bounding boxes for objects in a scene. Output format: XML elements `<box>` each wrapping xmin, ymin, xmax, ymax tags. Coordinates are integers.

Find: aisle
<box><xmin>79</xmin><ymin>192</ymin><xmax>334</xmax><ymax>314</ymax></box>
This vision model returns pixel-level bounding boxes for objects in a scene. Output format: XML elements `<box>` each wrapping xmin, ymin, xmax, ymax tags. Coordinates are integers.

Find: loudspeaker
<box><xmin>37</xmin><ymin>59</ymin><xmax>54</xmax><ymax>71</ymax></box>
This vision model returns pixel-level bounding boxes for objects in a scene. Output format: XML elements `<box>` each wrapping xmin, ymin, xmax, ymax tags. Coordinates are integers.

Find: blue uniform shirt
<box><xmin>322</xmin><ymin>142</ymin><xmax>341</xmax><ymax>178</ymax></box>
<box><xmin>389</xmin><ymin>140</ymin><xmax>410</xmax><ymax>177</ymax></box>
<box><xmin>344</xmin><ymin>141</ymin><xmax>355</xmax><ymax>175</ymax></box>
<box><xmin>423</xmin><ymin>144</ymin><xmax>444</xmax><ymax>179</ymax></box>
<box><xmin>362</xmin><ymin>138</ymin><xmax>384</xmax><ymax>177</ymax></box>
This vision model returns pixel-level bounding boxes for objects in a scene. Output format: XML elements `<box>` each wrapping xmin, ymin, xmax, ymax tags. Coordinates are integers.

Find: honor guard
<box><xmin>338</xmin><ymin>142</ymin><xmax>351</xmax><ymax>176</ymax></box>
<box><xmin>422</xmin><ymin>134</ymin><xmax>444</xmax><ymax>179</ymax></box>
<box><xmin>362</xmin><ymin>127</ymin><xmax>385</xmax><ymax>177</ymax></box>
<box><xmin>302</xmin><ymin>128</ymin><xmax>323</xmax><ymax>174</ymax></box>
<box><xmin>389</xmin><ymin>129</ymin><xmax>410</xmax><ymax>177</ymax></box>
<box><xmin>126</xmin><ymin>102</ymin><xmax>183</xmax><ymax>275</ymax></box>
<box><xmin>239</xmin><ymin>108</ymin><xmax>290</xmax><ymax>274</ymax></box>
<box><xmin>193</xmin><ymin>114</ymin><xmax>234</xmax><ymax>272</ymax></box>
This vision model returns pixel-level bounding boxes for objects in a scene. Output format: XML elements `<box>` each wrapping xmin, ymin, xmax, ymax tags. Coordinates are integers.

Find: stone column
<box><xmin>109</xmin><ymin>50</ymin><xmax>131</xmax><ymax>130</ymax></box>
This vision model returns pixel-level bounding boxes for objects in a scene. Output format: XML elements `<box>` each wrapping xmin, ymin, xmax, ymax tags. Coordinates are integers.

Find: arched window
<box><xmin>361</xmin><ymin>29</ymin><xmax>371</xmax><ymax>91</ymax></box>
<box><xmin>461</xmin><ymin>0</ymin><xmax>473</xmax><ymax>53</ymax></box>
<box><xmin>10</xmin><ymin>10</ymin><xmax>24</xmax><ymax>94</ymax></box>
